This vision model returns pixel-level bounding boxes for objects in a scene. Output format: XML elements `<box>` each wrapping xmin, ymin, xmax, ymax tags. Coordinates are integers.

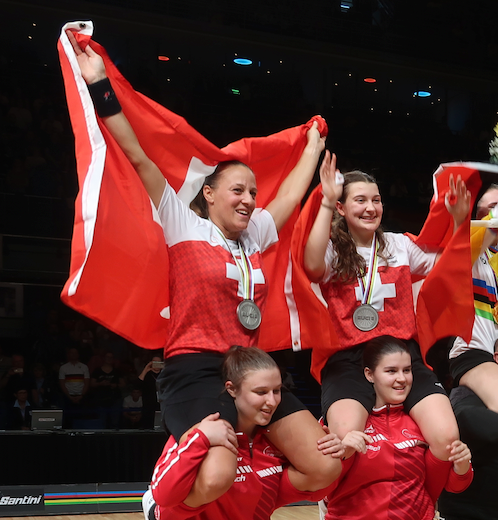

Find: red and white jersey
<box><xmin>324</xmin><ymin>405</ymin><xmax>473</xmax><ymax>520</ymax></box>
<box><xmin>321</xmin><ymin>233</ymin><xmax>437</xmax><ymax>350</ymax></box>
<box><xmin>158</xmin><ymin>182</ymin><xmax>278</xmax><ymax>357</ymax></box>
<box><xmin>151</xmin><ymin>428</ymin><xmax>324</xmax><ymax>520</ymax></box>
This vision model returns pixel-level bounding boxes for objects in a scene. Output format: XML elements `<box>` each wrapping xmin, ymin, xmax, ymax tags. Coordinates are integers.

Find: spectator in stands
<box><xmin>90</xmin><ymin>351</ymin><xmax>123</xmax><ymax>428</ymax></box>
<box><xmin>8</xmin><ymin>386</ymin><xmax>32</xmax><ymax>430</ymax></box>
<box><xmin>0</xmin><ymin>353</ymin><xmax>35</xmax><ymax>404</ymax></box>
<box><xmin>138</xmin><ymin>355</ymin><xmax>162</xmax><ymax>429</ymax></box>
<box><xmin>31</xmin><ymin>362</ymin><xmax>54</xmax><ymax>409</ymax></box>
<box><xmin>59</xmin><ymin>347</ymin><xmax>90</xmax><ymax>428</ymax></box>
<box><xmin>0</xmin><ymin>344</ymin><xmax>12</xmax><ymax>380</ymax></box>
<box><xmin>122</xmin><ymin>386</ymin><xmax>143</xmax><ymax>428</ymax></box>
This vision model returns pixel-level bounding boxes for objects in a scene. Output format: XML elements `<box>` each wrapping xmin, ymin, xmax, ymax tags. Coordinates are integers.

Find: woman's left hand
<box><xmin>317</xmin><ymin>425</ymin><xmax>346</xmax><ymax>458</ymax></box>
<box><xmin>445</xmin><ymin>174</ymin><xmax>471</xmax><ymax>228</ymax></box>
<box><xmin>306</xmin><ymin>120</ymin><xmax>326</xmax><ymax>155</ymax></box>
<box><xmin>447</xmin><ymin>440</ymin><xmax>472</xmax><ymax>475</ymax></box>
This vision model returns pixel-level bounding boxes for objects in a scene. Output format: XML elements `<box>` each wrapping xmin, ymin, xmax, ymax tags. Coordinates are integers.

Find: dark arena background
<box><xmin>1</xmin><ymin>0</ymin><xmax>498</xmax><ymax>517</ymax></box>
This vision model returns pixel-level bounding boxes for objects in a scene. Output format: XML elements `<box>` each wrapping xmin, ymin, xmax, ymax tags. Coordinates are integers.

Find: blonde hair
<box><xmin>222</xmin><ymin>346</ymin><xmax>278</xmax><ymax>390</ymax></box>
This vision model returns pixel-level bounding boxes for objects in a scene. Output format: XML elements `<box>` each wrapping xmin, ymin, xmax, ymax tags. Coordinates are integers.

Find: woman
<box><xmin>143</xmin><ymin>346</ymin><xmax>343</xmax><ymax>520</ymax></box>
<box><xmin>449</xmin><ymin>184</ymin><xmax>498</xmax><ymax>411</ymax></box>
<box><xmin>303</xmin><ymin>152</ymin><xmax>470</xmax><ymax>467</ymax></box>
<box><xmin>319</xmin><ymin>336</ymin><xmax>473</xmax><ymax>520</ymax></box>
<box><xmin>66</xmin><ymin>30</ymin><xmax>341</xmax><ymax>505</ymax></box>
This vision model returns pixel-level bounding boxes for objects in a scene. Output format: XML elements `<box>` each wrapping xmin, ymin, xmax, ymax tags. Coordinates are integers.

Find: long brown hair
<box><xmin>330</xmin><ymin>170</ymin><xmax>389</xmax><ymax>283</ymax></box>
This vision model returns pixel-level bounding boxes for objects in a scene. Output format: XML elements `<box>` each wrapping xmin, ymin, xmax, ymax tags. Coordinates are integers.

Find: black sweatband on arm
<box><xmin>88</xmin><ymin>77</ymin><xmax>122</xmax><ymax>118</ymax></box>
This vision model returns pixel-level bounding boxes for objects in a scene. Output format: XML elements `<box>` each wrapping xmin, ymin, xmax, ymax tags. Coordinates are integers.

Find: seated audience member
<box><xmin>31</xmin><ymin>362</ymin><xmax>56</xmax><ymax>408</ymax></box>
<box><xmin>90</xmin><ymin>351</ymin><xmax>124</xmax><ymax>428</ymax></box>
<box><xmin>138</xmin><ymin>355</ymin><xmax>162</xmax><ymax>429</ymax></box>
<box><xmin>59</xmin><ymin>347</ymin><xmax>90</xmax><ymax>428</ymax></box>
<box><xmin>8</xmin><ymin>387</ymin><xmax>32</xmax><ymax>430</ymax></box>
<box><xmin>0</xmin><ymin>353</ymin><xmax>35</xmax><ymax>404</ymax></box>
<box><xmin>122</xmin><ymin>386</ymin><xmax>143</xmax><ymax>428</ymax></box>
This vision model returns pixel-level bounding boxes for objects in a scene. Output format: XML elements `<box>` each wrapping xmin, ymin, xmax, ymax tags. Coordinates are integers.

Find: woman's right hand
<box><xmin>448</xmin><ymin>440</ymin><xmax>471</xmax><ymax>475</ymax></box>
<box><xmin>341</xmin><ymin>430</ymin><xmax>372</xmax><ymax>456</ymax></box>
<box><xmin>198</xmin><ymin>412</ymin><xmax>239</xmax><ymax>455</ymax></box>
<box><xmin>319</xmin><ymin>150</ymin><xmax>342</xmax><ymax>207</ymax></box>
<box><xmin>66</xmin><ymin>29</ymin><xmax>107</xmax><ymax>85</ymax></box>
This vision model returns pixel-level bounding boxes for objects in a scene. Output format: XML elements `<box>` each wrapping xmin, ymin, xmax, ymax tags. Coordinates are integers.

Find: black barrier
<box><xmin>1</xmin><ymin>429</ymin><xmax>167</xmax><ymax>486</ymax></box>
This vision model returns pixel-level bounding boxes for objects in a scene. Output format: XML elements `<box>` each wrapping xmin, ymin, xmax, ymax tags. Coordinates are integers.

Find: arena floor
<box><xmin>4</xmin><ymin>506</ymin><xmax>319</xmax><ymax>520</ymax></box>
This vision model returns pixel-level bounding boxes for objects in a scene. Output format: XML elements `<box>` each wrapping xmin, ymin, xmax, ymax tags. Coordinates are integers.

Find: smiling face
<box><xmin>203</xmin><ymin>164</ymin><xmax>257</xmax><ymax>240</ymax></box>
<box><xmin>226</xmin><ymin>367</ymin><xmax>282</xmax><ymax>437</ymax></box>
<box><xmin>336</xmin><ymin>181</ymin><xmax>383</xmax><ymax>246</ymax></box>
<box><xmin>365</xmin><ymin>351</ymin><xmax>413</xmax><ymax>408</ymax></box>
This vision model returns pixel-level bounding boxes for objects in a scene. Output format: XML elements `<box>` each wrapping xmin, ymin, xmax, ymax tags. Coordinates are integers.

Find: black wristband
<box><xmin>88</xmin><ymin>77</ymin><xmax>122</xmax><ymax>118</ymax></box>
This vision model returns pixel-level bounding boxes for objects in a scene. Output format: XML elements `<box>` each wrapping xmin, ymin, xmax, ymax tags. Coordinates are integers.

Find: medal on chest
<box><xmin>354</xmin><ymin>236</ymin><xmax>379</xmax><ymax>332</ymax></box>
<box><xmin>217</xmin><ymin>229</ymin><xmax>261</xmax><ymax>330</ymax></box>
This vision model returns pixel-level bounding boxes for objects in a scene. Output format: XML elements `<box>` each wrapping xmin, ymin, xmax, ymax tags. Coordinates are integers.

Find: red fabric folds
<box><xmin>58</xmin><ymin>21</ymin><xmax>326</xmax><ymax>351</ymax></box>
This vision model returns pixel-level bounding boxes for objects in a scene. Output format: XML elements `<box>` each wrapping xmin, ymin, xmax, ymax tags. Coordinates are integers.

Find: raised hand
<box><xmin>306</xmin><ymin>120</ymin><xmax>326</xmax><ymax>155</ymax></box>
<box><xmin>319</xmin><ymin>150</ymin><xmax>342</xmax><ymax>206</ymax></box>
<box><xmin>445</xmin><ymin>174</ymin><xmax>471</xmax><ymax>228</ymax></box>
<box><xmin>66</xmin><ymin>29</ymin><xmax>106</xmax><ymax>85</ymax></box>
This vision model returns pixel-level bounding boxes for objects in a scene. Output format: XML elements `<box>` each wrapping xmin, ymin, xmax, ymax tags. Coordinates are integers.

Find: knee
<box><xmin>299</xmin><ymin>454</ymin><xmax>342</xmax><ymax>491</ymax></box>
<box><xmin>427</xmin><ymin>423</ymin><xmax>460</xmax><ymax>461</ymax></box>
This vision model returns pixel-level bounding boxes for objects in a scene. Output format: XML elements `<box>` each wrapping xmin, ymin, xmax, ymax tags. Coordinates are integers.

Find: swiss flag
<box><xmin>58</xmin><ymin>21</ymin><xmax>327</xmax><ymax>351</ymax></box>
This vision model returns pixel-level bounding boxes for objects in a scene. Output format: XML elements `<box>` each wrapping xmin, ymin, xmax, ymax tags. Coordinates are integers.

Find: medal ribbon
<box><xmin>216</xmin><ymin>229</ymin><xmax>255</xmax><ymax>301</ymax></box>
<box><xmin>357</xmin><ymin>235</ymin><xmax>379</xmax><ymax>305</ymax></box>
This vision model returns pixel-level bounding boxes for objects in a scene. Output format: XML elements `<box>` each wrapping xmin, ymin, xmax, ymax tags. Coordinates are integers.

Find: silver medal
<box><xmin>237</xmin><ymin>300</ymin><xmax>262</xmax><ymax>330</ymax></box>
<box><xmin>353</xmin><ymin>304</ymin><xmax>379</xmax><ymax>331</ymax></box>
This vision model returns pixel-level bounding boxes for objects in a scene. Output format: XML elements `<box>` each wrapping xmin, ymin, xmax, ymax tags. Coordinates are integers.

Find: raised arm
<box><xmin>66</xmin><ymin>30</ymin><xmax>166</xmax><ymax>208</ymax></box>
<box><xmin>303</xmin><ymin>150</ymin><xmax>342</xmax><ymax>282</ymax></box>
<box><xmin>265</xmin><ymin>121</ymin><xmax>325</xmax><ymax>232</ymax></box>
<box><xmin>445</xmin><ymin>174</ymin><xmax>471</xmax><ymax>233</ymax></box>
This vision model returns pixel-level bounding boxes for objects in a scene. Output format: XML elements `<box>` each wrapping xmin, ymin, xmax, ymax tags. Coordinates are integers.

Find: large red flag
<box><xmin>288</xmin><ymin>162</ymin><xmax>488</xmax><ymax>382</ymax></box>
<box><xmin>58</xmin><ymin>21</ymin><xmax>327</xmax><ymax>351</ymax></box>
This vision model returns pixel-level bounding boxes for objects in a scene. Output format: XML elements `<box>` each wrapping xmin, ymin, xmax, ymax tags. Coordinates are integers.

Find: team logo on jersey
<box><xmin>263</xmin><ymin>445</ymin><xmax>283</xmax><ymax>458</ymax></box>
<box><xmin>364</xmin><ymin>424</ymin><xmax>375</xmax><ymax>434</ymax></box>
<box><xmin>401</xmin><ymin>428</ymin><xmax>419</xmax><ymax>439</ymax></box>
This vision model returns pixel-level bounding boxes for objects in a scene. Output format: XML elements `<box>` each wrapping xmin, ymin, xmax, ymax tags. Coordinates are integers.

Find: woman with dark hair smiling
<box><xmin>318</xmin><ymin>336</ymin><xmax>473</xmax><ymax>520</ymax></box>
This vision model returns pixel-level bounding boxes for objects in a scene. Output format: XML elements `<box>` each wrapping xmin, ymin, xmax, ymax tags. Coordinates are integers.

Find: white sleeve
<box><xmin>156</xmin><ymin>181</ymin><xmax>205</xmax><ymax>246</ymax></box>
<box><xmin>401</xmin><ymin>235</ymin><xmax>437</xmax><ymax>276</ymax></box>
<box><xmin>322</xmin><ymin>240</ymin><xmax>336</xmax><ymax>283</ymax></box>
<box><xmin>247</xmin><ymin>208</ymin><xmax>279</xmax><ymax>253</ymax></box>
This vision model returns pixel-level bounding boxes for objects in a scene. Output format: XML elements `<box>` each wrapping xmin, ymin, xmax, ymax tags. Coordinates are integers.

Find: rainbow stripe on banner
<box><xmin>45</xmin><ymin>490</ymin><xmax>145</xmax><ymax>507</ymax></box>
<box><xmin>473</xmin><ymin>277</ymin><xmax>497</xmax><ymax>321</ymax></box>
